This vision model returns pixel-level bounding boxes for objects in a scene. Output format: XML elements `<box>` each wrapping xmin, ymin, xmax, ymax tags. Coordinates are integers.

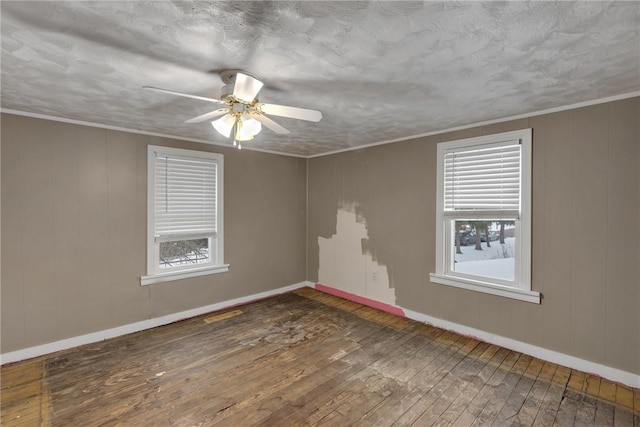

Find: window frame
<box><xmin>141</xmin><ymin>145</ymin><xmax>228</xmax><ymax>286</ymax></box>
<box><xmin>429</xmin><ymin>129</ymin><xmax>539</xmax><ymax>304</ymax></box>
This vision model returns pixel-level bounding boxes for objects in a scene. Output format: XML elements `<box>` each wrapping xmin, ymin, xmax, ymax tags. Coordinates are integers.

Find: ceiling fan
<box><xmin>144</xmin><ymin>70</ymin><xmax>322</xmax><ymax>149</ymax></box>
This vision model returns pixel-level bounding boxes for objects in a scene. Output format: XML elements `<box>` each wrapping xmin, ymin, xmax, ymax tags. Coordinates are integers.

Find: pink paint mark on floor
<box><xmin>314</xmin><ymin>283</ymin><xmax>405</xmax><ymax>317</ymax></box>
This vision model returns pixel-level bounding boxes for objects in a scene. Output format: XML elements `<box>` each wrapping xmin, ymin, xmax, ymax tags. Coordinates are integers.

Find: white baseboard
<box><xmin>0</xmin><ymin>281</ymin><xmax>312</xmax><ymax>365</ymax></box>
<box><xmin>403</xmin><ymin>308</ymin><xmax>640</xmax><ymax>388</ymax></box>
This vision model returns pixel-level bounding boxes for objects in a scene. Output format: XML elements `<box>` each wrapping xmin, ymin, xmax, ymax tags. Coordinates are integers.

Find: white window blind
<box><xmin>443</xmin><ymin>140</ymin><xmax>521</xmax><ymax>216</ymax></box>
<box><xmin>154</xmin><ymin>153</ymin><xmax>217</xmax><ymax>240</ymax></box>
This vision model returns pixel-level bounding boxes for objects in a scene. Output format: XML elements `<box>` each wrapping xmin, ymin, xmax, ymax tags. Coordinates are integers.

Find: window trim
<box><xmin>429</xmin><ymin>129</ymin><xmax>539</xmax><ymax>304</ymax></box>
<box><xmin>141</xmin><ymin>145</ymin><xmax>228</xmax><ymax>286</ymax></box>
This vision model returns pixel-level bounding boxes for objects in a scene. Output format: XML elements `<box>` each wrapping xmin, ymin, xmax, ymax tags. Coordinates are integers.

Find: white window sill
<box><xmin>141</xmin><ymin>264</ymin><xmax>229</xmax><ymax>286</ymax></box>
<box><xmin>429</xmin><ymin>273</ymin><xmax>540</xmax><ymax>304</ymax></box>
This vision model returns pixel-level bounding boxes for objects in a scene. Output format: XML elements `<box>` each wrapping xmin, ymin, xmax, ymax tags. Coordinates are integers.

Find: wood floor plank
<box><xmin>2</xmin><ymin>289</ymin><xmax>638</xmax><ymax>427</ymax></box>
<box><xmin>532</xmin><ymin>365</ymin><xmax>571</xmax><ymax>427</ymax></box>
<box><xmin>252</xmin><ymin>331</ymin><xmax>393</xmax><ymax>425</ymax></box>
<box><xmin>135</xmin><ymin>305</ymin><xmax>353</xmax><ymax>425</ymax></box>
<box><xmin>404</xmin><ymin>333</ymin><xmax>473</xmax><ymax>394</ymax></box>
<box><xmin>585</xmin><ymin>374</ymin><xmax>601</xmax><ymax>400</ymax></box>
<box><xmin>261</xmin><ymin>317</ymin><xmax>418</xmax><ymax>425</ymax></box>
<box><xmin>336</xmin><ymin>328</ymin><xmax>465</xmax><ymax>425</ymax></box>
<box><xmin>492</xmin><ymin>355</ymin><xmax>544</xmax><ymax>425</ymax></box>
<box><xmin>600</xmin><ymin>379</ymin><xmax>618</xmax><ymax>403</ymax></box>
<box><xmin>411</xmin><ymin>342</ymin><xmax>496</xmax><ymax>425</ymax></box>
<box><xmin>451</xmin><ymin>348</ymin><xmax>520</xmax><ymax>426</ymax></box>
<box><xmin>613</xmin><ymin>405</ymin><xmax>635</xmax><ymax>427</ymax></box>
<box><xmin>469</xmin><ymin>352</ymin><xmax>532</xmax><ymax>426</ymax></box>
<box><xmin>218</xmin><ymin>348</ymin><xmax>357</xmax><ymax>426</ymax></box>
<box><xmin>391</xmin><ymin>338</ymin><xmax>482</xmax><ymax>425</ymax></box>
<box><xmin>206</xmin><ymin>336</ymin><xmax>362</xmax><ymax>425</ymax></box>
<box><xmin>351</xmin><ymin>331</ymin><xmax>460</xmax><ymax>426</ymax></box>
<box><xmin>553</xmin><ymin>390</ymin><xmax>580</xmax><ymax>426</ymax></box>
<box><xmin>203</xmin><ymin>308</ymin><xmax>244</xmax><ymax>323</ymax></box>
<box><xmin>1</xmin><ymin>358</ymin><xmax>50</xmax><ymax>427</ymax></box>
<box><xmin>574</xmin><ymin>397</ymin><xmax>597</xmax><ymax>427</ymax></box>
<box><xmin>278</xmin><ymin>329</ymin><xmax>422</xmax><ymax>424</ymax></box>
<box><xmin>617</xmin><ymin>384</ymin><xmax>635</xmax><ymax>410</ymax></box>
<box><xmin>594</xmin><ymin>400</ymin><xmax>615</xmax><ymax>427</ymax></box>
<box><xmin>315</xmin><ymin>373</ymin><xmax>397</xmax><ymax>426</ymax></box>
<box><xmin>573</xmin><ymin>375</ymin><xmax>601</xmax><ymax>427</ymax></box>
<box><xmin>513</xmin><ymin>361</ymin><xmax>558</xmax><ymax>426</ymax></box>
<box><xmin>418</xmin><ymin>344</ymin><xmax>506</xmax><ymax>424</ymax></box>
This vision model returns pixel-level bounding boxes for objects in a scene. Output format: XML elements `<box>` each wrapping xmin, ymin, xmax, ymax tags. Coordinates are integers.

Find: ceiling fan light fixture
<box><xmin>237</xmin><ymin>113</ymin><xmax>262</xmax><ymax>139</ymax></box>
<box><xmin>212</xmin><ymin>114</ymin><xmax>236</xmax><ymax>138</ymax></box>
<box><xmin>234</xmin><ymin>124</ymin><xmax>259</xmax><ymax>142</ymax></box>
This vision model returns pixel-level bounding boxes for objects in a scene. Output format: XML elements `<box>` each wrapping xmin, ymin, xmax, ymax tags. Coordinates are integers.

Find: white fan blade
<box><xmin>185</xmin><ymin>108</ymin><xmax>230</xmax><ymax>124</ymax></box>
<box><xmin>233</xmin><ymin>73</ymin><xmax>264</xmax><ymax>103</ymax></box>
<box><xmin>252</xmin><ymin>113</ymin><xmax>290</xmax><ymax>135</ymax></box>
<box><xmin>143</xmin><ymin>86</ymin><xmax>226</xmax><ymax>104</ymax></box>
<box><xmin>258</xmin><ymin>103</ymin><xmax>322</xmax><ymax>122</ymax></box>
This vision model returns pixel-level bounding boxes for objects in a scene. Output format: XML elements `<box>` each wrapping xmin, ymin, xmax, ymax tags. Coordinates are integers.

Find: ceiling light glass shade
<box><xmin>212</xmin><ymin>114</ymin><xmax>237</xmax><ymax>138</ymax></box>
<box><xmin>235</xmin><ymin>114</ymin><xmax>262</xmax><ymax>141</ymax></box>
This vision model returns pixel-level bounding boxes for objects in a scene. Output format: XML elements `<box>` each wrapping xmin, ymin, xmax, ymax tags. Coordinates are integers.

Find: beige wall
<box><xmin>1</xmin><ymin>114</ymin><xmax>307</xmax><ymax>353</ymax></box>
<box><xmin>307</xmin><ymin>97</ymin><xmax>640</xmax><ymax>375</ymax></box>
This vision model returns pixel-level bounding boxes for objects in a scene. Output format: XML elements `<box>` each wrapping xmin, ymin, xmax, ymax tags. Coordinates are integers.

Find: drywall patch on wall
<box><xmin>318</xmin><ymin>207</ymin><xmax>396</xmax><ymax>306</ymax></box>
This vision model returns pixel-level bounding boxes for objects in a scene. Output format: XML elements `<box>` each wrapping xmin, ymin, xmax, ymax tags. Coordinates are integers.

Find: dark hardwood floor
<box><xmin>2</xmin><ymin>287</ymin><xmax>639</xmax><ymax>426</ymax></box>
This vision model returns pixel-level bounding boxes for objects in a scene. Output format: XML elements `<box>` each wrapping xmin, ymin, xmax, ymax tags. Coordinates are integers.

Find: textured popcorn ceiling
<box><xmin>2</xmin><ymin>1</ymin><xmax>639</xmax><ymax>157</ymax></box>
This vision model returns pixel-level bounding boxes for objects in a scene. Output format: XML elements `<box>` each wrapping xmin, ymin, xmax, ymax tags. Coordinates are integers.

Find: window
<box><xmin>141</xmin><ymin>145</ymin><xmax>227</xmax><ymax>285</ymax></box>
<box><xmin>430</xmin><ymin>129</ymin><xmax>539</xmax><ymax>303</ymax></box>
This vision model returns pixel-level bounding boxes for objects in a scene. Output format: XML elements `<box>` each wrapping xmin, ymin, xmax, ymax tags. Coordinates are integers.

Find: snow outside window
<box><xmin>141</xmin><ymin>146</ymin><xmax>228</xmax><ymax>285</ymax></box>
<box><xmin>430</xmin><ymin>129</ymin><xmax>539</xmax><ymax>303</ymax></box>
